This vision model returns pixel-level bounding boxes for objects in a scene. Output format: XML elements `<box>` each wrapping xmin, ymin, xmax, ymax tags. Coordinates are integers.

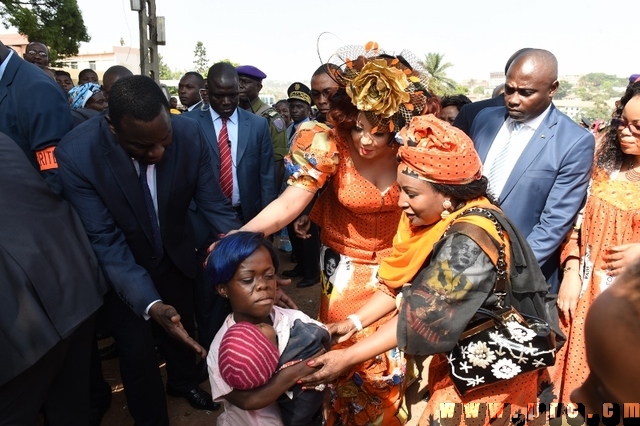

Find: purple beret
<box><xmin>630</xmin><ymin>74</ymin><xmax>640</xmax><ymax>84</ymax></box>
<box><xmin>236</xmin><ymin>65</ymin><xmax>267</xmax><ymax>81</ymax></box>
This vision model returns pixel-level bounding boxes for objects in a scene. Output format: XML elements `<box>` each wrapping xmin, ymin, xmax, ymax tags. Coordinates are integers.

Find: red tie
<box><xmin>218</xmin><ymin>118</ymin><xmax>233</xmax><ymax>199</ymax></box>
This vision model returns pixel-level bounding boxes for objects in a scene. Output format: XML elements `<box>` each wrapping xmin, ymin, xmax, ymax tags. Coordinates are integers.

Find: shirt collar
<box><xmin>0</xmin><ymin>49</ymin><xmax>15</xmax><ymax>82</ymax></box>
<box><xmin>511</xmin><ymin>103</ymin><xmax>552</xmax><ymax>131</ymax></box>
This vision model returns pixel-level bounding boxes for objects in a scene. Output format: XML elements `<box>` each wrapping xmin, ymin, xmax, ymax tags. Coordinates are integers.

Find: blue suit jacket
<box><xmin>56</xmin><ymin>113</ymin><xmax>242</xmax><ymax>315</ymax></box>
<box><xmin>185</xmin><ymin>107</ymin><xmax>277</xmax><ymax>223</ymax></box>
<box><xmin>470</xmin><ymin>105</ymin><xmax>594</xmax><ymax>291</ymax></box>
<box><xmin>0</xmin><ymin>52</ymin><xmax>73</xmax><ymax>194</ymax></box>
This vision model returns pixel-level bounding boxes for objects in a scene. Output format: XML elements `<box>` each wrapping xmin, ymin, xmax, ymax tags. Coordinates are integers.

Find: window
<box><xmin>89</xmin><ymin>61</ymin><xmax>96</xmax><ymax>70</ymax></box>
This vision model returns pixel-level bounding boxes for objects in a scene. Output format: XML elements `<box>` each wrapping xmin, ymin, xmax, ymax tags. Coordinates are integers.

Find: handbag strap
<box><xmin>450</xmin><ymin>207</ymin><xmax>509</xmax><ymax>309</ymax></box>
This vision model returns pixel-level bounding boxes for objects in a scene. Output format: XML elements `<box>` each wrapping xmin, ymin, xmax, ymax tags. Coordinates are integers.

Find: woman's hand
<box><xmin>293</xmin><ymin>215</ymin><xmax>311</xmax><ymax>239</ymax></box>
<box><xmin>557</xmin><ymin>272</ymin><xmax>581</xmax><ymax>323</ymax></box>
<box><xmin>603</xmin><ymin>243</ymin><xmax>640</xmax><ymax>276</ymax></box>
<box><xmin>275</xmin><ymin>276</ymin><xmax>298</xmax><ymax>309</ymax></box>
<box><xmin>328</xmin><ymin>320</ymin><xmax>357</xmax><ymax>346</ymax></box>
<box><xmin>298</xmin><ymin>349</ymin><xmax>354</xmax><ymax>388</ymax></box>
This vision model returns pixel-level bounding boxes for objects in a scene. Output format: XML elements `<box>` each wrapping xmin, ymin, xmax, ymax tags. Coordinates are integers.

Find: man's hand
<box><xmin>275</xmin><ymin>275</ymin><xmax>298</xmax><ymax>309</ymax></box>
<box><xmin>148</xmin><ymin>302</ymin><xmax>207</xmax><ymax>358</ymax></box>
<box><xmin>293</xmin><ymin>215</ymin><xmax>311</xmax><ymax>239</ymax></box>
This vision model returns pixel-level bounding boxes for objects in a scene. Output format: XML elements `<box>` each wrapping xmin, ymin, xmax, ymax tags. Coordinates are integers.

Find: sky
<box><xmin>64</xmin><ymin>0</ymin><xmax>638</xmax><ymax>83</ymax></box>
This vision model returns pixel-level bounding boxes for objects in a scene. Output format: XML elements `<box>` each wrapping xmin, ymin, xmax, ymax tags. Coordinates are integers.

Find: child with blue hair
<box><xmin>206</xmin><ymin>231</ymin><xmax>329</xmax><ymax>426</ymax></box>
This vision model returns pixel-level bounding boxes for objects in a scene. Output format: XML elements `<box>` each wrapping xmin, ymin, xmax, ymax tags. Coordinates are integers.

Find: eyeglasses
<box><xmin>310</xmin><ymin>88</ymin><xmax>337</xmax><ymax>100</ymax></box>
<box><xmin>612</xmin><ymin>118</ymin><xmax>640</xmax><ymax>136</ymax></box>
<box><xmin>27</xmin><ymin>50</ymin><xmax>48</xmax><ymax>57</ymax></box>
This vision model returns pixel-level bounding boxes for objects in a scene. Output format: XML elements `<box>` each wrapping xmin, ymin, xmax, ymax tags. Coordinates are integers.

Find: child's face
<box><xmin>217</xmin><ymin>246</ymin><xmax>276</xmax><ymax>324</ymax></box>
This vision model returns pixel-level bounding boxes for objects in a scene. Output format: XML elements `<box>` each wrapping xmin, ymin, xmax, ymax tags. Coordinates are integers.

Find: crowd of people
<box><xmin>1</xmin><ymin>36</ymin><xmax>640</xmax><ymax>426</ymax></box>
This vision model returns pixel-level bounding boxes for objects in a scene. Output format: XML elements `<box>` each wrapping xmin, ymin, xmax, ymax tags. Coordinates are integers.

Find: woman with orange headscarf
<box><xmin>299</xmin><ymin>115</ymin><xmax>558</xmax><ymax>425</ymax></box>
<box><xmin>240</xmin><ymin>42</ymin><xmax>439</xmax><ymax>425</ymax></box>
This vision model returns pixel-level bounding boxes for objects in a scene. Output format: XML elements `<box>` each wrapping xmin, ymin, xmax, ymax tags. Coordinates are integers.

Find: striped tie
<box><xmin>487</xmin><ymin>120</ymin><xmax>523</xmax><ymax>196</ymax></box>
<box><xmin>218</xmin><ymin>118</ymin><xmax>233</xmax><ymax>199</ymax></box>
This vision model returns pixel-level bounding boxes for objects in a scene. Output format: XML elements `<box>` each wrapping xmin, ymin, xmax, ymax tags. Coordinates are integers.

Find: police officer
<box><xmin>236</xmin><ymin>65</ymin><xmax>287</xmax><ymax>186</ymax></box>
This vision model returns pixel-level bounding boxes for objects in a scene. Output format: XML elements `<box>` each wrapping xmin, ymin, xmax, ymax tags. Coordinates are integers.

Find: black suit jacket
<box><xmin>453</xmin><ymin>94</ymin><xmax>505</xmax><ymax>136</ymax></box>
<box><xmin>0</xmin><ymin>132</ymin><xmax>107</xmax><ymax>386</ymax></box>
<box><xmin>0</xmin><ymin>51</ymin><xmax>73</xmax><ymax>194</ymax></box>
<box><xmin>56</xmin><ymin>113</ymin><xmax>242</xmax><ymax>315</ymax></box>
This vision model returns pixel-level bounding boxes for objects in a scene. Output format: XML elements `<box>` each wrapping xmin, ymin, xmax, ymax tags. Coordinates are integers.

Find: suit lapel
<box><xmin>101</xmin><ymin>122</ymin><xmax>157</xmax><ymax>248</ymax></box>
<box><xmin>199</xmin><ymin>109</ymin><xmax>218</xmax><ymax>157</ymax></box>
<box><xmin>476</xmin><ymin>110</ymin><xmax>508</xmax><ymax>162</ymax></box>
<box><xmin>499</xmin><ymin>106</ymin><xmax>558</xmax><ymax>201</ymax></box>
<box><xmin>236</xmin><ymin>109</ymin><xmax>249</xmax><ymax>164</ymax></box>
<box><xmin>0</xmin><ymin>54</ymin><xmax>20</xmax><ymax>107</ymax></box>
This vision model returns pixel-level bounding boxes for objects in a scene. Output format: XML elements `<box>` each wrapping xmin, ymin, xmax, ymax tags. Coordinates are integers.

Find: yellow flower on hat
<box><xmin>346</xmin><ymin>58</ymin><xmax>410</xmax><ymax>119</ymax></box>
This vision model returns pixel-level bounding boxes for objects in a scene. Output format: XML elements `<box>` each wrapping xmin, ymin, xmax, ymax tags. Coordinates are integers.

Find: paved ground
<box><xmin>98</xmin><ymin>249</ymin><xmax>430</xmax><ymax>425</ymax></box>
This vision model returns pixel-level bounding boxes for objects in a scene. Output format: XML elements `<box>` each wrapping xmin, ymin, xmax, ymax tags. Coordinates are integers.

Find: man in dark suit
<box><xmin>0</xmin><ymin>41</ymin><xmax>73</xmax><ymax>195</ymax></box>
<box><xmin>185</xmin><ymin>61</ymin><xmax>276</xmax><ymax>356</ymax></box>
<box><xmin>454</xmin><ymin>48</ymin><xmax>533</xmax><ymax>136</ymax></box>
<box><xmin>0</xmin><ymin>132</ymin><xmax>108</xmax><ymax>425</ymax></box>
<box><xmin>56</xmin><ymin>75</ymin><xmax>242</xmax><ymax>424</ymax></box>
<box><xmin>469</xmin><ymin>49</ymin><xmax>594</xmax><ymax>292</ymax></box>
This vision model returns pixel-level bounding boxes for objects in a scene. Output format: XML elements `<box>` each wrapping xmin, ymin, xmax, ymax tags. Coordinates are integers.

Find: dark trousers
<box><xmin>0</xmin><ymin>317</ymin><xmax>94</xmax><ymax>426</ymax></box>
<box><xmin>92</xmin><ymin>255</ymin><xmax>198</xmax><ymax>425</ymax></box>
<box><xmin>287</xmin><ymin>221</ymin><xmax>320</xmax><ymax>280</ymax></box>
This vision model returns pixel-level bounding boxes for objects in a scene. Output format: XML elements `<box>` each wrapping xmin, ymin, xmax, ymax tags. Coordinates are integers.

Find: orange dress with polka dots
<box><xmin>286</xmin><ymin>122</ymin><xmax>407</xmax><ymax>426</ymax></box>
<box><xmin>551</xmin><ymin>166</ymin><xmax>640</xmax><ymax>402</ymax></box>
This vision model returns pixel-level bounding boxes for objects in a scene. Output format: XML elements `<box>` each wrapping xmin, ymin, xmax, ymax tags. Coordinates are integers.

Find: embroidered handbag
<box><xmin>446</xmin><ymin>208</ymin><xmax>557</xmax><ymax>395</ymax></box>
<box><xmin>447</xmin><ymin>306</ymin><xmax>557</xmax><ymax>395</ymax></box>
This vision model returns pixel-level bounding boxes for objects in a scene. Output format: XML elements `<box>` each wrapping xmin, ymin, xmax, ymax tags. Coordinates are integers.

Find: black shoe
<box><xmin>98</xmin><ymin>342</ymin><xmax>118</xmax><ymax>360</ymax></box>
<box><xmin>296</xmin><ymin>276</ymin><xmax>320</xmax><ymax>288</ymax></box>
<box><xmin>282</xmin><ymin>268</ymin><xmax>304</xmax><ymax>278</ymax></box>
<box><xmin>166</xmin><ymin>385</ymin><xmax>220</xmax><ymax>411</ymax></box>
<box><xmin>196</xmin><ymin>360</ymin><xmax>209</xmax><ymax>383</ymax></box>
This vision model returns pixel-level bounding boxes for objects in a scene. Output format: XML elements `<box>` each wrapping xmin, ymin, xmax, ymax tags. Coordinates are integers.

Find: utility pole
<box><xmin>130</xmin><ymin>0</ymin><xmax>165</xmax><ymax>82</ymax></box>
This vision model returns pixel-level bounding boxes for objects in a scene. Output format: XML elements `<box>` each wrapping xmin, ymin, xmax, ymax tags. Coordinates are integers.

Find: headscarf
<box><xmin>378</xmin><ymin>115</ymin><xmax>492</xmax><ymax>288</ymax></box>
<box><xmin>68</xmin><ymin>83</ymin><xmax>101</xmax><ymax>110</ymax></box>
<box><xmin>328</xmin><ymin>41</ymin><xmax>430</xmax><ymax>132</ymax></box>
<box><xmin>396</xmin><ymin>115</ymin><xmax>482</xmax><ymax>184</ymax></box>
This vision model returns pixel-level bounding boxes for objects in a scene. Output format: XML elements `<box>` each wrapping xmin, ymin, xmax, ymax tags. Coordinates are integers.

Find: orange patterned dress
<box><xmin>285</xmin><ymin>122</ymin><xmax>407</xmax><ymax>425</ymax></box>
<box><xmin>552</xmin><ymin>166</ymin><xmax>640</xmax><ymax>402</ymax></box>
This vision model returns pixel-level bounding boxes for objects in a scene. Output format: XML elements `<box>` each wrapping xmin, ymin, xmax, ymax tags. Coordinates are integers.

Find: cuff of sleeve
<box><xmin>143</xmin><ymin>299</ymin><xmax>162</xmax><ymax>320</ymax></box>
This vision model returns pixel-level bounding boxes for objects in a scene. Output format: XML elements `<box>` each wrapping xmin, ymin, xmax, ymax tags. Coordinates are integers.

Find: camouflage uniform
<box><xmin>250</xmin><ymin>97</ymin><xmax>287</xmax><ymax>161</ymax></box>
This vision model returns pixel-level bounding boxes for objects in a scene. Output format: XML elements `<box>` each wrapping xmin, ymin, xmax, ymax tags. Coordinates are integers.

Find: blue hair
<box><xmin>206</xmin><ymin>232</ymin><xmax>279</xmax><ymax>286</ymax></box>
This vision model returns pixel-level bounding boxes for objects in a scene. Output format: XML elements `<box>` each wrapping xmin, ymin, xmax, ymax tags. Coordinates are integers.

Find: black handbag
<box><xmin>446</xmin><ymin>208</ymin><xmax>558</xmax><ymax>395</ymax></box>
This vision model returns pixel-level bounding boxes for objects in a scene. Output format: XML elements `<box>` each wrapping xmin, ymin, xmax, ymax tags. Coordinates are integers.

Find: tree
<box><xmin>421</xmin><ymin>52</ymin><xmax>457</xmax><ymax>96</ymax></box>
<box><xmin>583</xmin><ymin>98</ymin><xmax>613</xmax><ymax>123</ymax></box>
<box><xmin>0</xmin><ymin>0</ymin><xmax>90</xmax><ymax>62</ymax></box>
<box><xmin>555</xmin><ymin>80</ymin><xmax>573</xmax><ymax>100</ymax></box>
<box><xmin>158</xmin><ymin>54</ymin><xmax>182</xmax><ymax>80</ymax></box>
<box><xmin>193</xmin><ymin>41</ymin><xmax>209</xmax><ymax>76</ymax></box>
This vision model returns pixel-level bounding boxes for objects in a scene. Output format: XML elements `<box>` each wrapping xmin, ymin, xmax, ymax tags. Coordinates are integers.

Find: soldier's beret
<box><xmin>236</xmin><ymin>65</ymin><xmax>267</xmax><ymax>81</ymax></box>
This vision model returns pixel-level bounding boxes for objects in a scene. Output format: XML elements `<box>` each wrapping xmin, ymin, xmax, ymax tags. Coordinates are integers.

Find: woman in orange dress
<box><xmin>300</xmin><ymin>115</ymin><xmax>553</xmax><ymax>425</ymax></box>
<box><xmin>241</xmin><ymin>43</ymin><xmax>438</xmax><ymax>425</ymax></box>
<box><xmin>554</xmin><ymin>82</ymin><xmax>640</xmax><ymax>402</ymax></box>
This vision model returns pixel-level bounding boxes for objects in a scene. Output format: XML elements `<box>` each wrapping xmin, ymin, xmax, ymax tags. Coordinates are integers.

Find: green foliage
<box><xmin>473</xmin><ymin>86</ymin><xmax>486</xmax><ymax>95</ymax></box>
<box><xmin>0</xmin><ymin>0</ymin><xmax>90</xmax><ymax>62</ymax></box>
<box><xmin>158</xmin><ymin>53</ymin><xmax>183</xmax><ymax>81</ymax></box>
<box><xmin>193</xmin><ymin>41</ymin><xmax>209</xmax><ymax>76</ymax></box>
<box><xmin>555</xmin><ymin>80</ymin><xmax>573</xmax><ymax>100</ymax></box>
<box><xmin>218</xmin><ymin>58</ymin><xmax>239</xmax><ymax>67</ymax></box>
<box><xmin>453</xmin><ymin>84</ymin><xmax>469</xmax><ymax>95</ymax></box>
<box><xmin>421</xmin><ymin>52</ymin><xmax>457</xmax><ymax>96</ymax></box>
<box><xmin>583</xmin><ymin>98</ymin><xmax>613</xmax><ymax>122</ymax></box>
<box><xmin>577</xmin><ymin>73</ymin><xmax>626</xmax><ymax>100</ymax></box>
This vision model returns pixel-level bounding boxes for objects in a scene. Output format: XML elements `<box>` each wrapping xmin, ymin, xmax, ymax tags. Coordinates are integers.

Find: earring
<box><xmin>441</xmin><ymin>198</ymin><xmax>452</xmax><ymax>220</ymax></box>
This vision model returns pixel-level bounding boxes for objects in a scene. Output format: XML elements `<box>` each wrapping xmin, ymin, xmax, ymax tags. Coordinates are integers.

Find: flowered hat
<box><xmin>328</xmin><ymin>41</ymin><xmax>430</xmax><ymax>132</ymax></box>
<box><xmin>396</xmin><ymin>114</ymin><xmax>482</xmax><ymax>185</ymax></box>
<box><xmin>218</xmin><ymin>322</ymin><xmax>279</xmax><ymax>390</ymax></box>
